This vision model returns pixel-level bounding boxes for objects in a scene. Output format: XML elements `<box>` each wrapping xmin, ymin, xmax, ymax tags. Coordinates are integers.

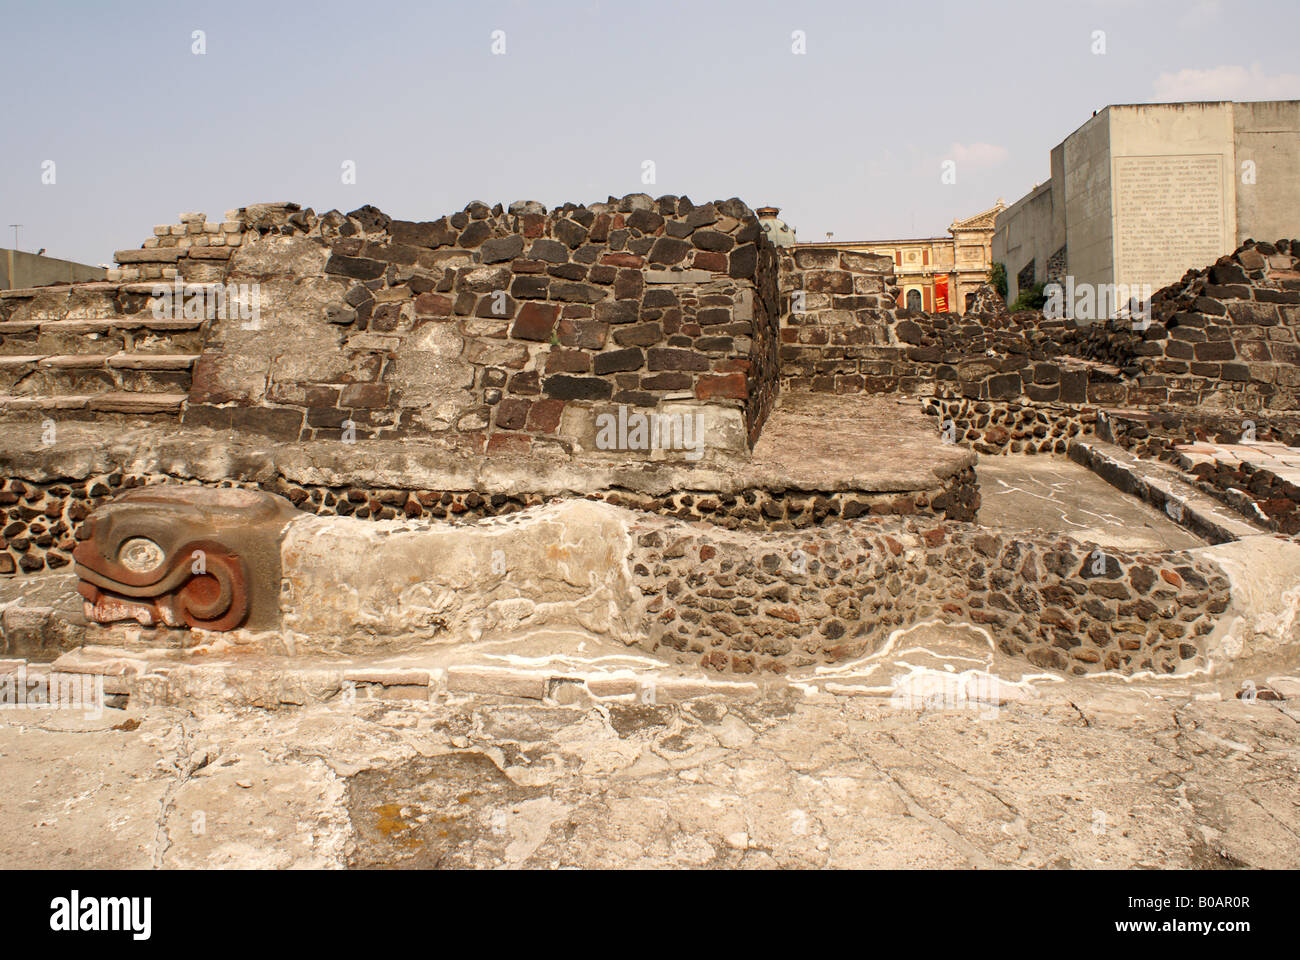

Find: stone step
<box><xmin>0</xmin><ymin>317</ymin><xmax>205</xmax><ymax>334</ymax></box>
<box><xmin>0</xmin><ymin>392</ymin><xmax>187</xmax><ymax>414</ymax></box>
<box><xmin>0</xmin><ymin>353</ymin><xmax>199</xmax><ymax>370</ymax></box>
<box><xmin>0</xmin><ymin>280</ymin><xmax>229</xmax><ymax>301</ymax></box>
<box><xmin>0</xmin><ymin>318</ymin><xmax>208</xmax><ymax>357</ymax></box>
<box><xmin>1069</xmin><ymin>438</ymin><xmax>1268</xmax><ymax>543</ymax></box>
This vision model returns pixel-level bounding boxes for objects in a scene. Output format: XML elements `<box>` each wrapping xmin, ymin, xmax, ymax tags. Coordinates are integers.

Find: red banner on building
<box><xmin>934</xmin><ymin>275</ymin><xmax>949</xmax><ymax>312</ymax></box>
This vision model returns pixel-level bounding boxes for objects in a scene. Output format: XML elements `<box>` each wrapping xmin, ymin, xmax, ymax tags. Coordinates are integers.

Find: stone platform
<box><xmin>0</xmin><ymin>394</ymin><xmax>977</xmax><ymax>577</ymax></box>
<box><xmin>3</xmin><ymin>618</ymin><xmax>1299</xmax><ymax>869</ymax></box>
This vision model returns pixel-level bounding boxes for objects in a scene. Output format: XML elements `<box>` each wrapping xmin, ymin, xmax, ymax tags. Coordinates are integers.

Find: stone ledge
<box><xmin>86</xmin><ymin>393</ymin><xmax>187</xmax><ymax>413</ymax></box>
<box><xmin>1069</xmin><ymin>438</ymin><xmax>1267</xmax><ymax>543</ymax></box>
<box><xmin>114</xmin><ymin>248</ymin><xmax>183</xmax><ymax>264</ymax></box>
<box><xmin>0</xmin><ymin>393</ymin><xmax>186</xmax><ymax>414</ymax></box>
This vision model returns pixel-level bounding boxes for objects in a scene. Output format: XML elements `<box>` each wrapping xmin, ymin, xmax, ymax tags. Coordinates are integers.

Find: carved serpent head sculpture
<box><xmin>73</xmin><ymin>485</ymin><xmax>301</xmax><ymax>631</ymax></box>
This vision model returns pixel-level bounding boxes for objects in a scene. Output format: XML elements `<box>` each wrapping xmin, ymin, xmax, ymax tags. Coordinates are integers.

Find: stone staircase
<box><xmin>0</xmin><ymin>281</ymin><xmax>207</xmax><ymax>421</ymax></box>
<box><xmin>0</xmin><ymin>209</ymin><xmax>257</xmax><ymax>424</ymax></box>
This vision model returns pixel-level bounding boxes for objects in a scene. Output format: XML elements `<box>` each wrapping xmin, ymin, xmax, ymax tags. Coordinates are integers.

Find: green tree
<box><xmin>989</xmin><ymin>262</ymin><xmax>1008</xmax><ymax>299</ymax></box>
<box><xmin>1009</xmin><ymin>281</ymin><xmax>1047</xmax><ymax>312</ymax></box>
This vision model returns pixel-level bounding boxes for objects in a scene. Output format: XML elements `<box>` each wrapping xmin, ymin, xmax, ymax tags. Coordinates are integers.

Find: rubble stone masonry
<box><xmin>628</xmin><ymin>513</ymin><xmax>1230</xmax><ymax>677</ymax></box>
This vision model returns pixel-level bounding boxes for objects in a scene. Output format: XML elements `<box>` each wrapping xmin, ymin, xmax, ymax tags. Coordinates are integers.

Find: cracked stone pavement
<box><xmin>2</xmin><ymin>669</ymin><xmax>1297</xmax><ymax>869</ymax></box>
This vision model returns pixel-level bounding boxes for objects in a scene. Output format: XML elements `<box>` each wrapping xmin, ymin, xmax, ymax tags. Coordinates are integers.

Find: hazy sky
<box><xmin>2</xmin><ymin>0</ymin><xmax>1298</xmax><ymax>265</ymax></box>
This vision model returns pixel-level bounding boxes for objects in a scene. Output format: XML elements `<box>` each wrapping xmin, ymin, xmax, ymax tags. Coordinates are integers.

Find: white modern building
<box><xmin>993</xmin><ymin>100</ymin><xmax>1300</xmax><ymax>304</ymax></box>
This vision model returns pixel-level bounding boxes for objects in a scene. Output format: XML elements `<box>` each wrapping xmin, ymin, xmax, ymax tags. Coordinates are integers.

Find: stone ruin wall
<box><xmin>1102</xmin><ymin>408</ymin><xmax>1300</xmax><ymax>535</ymax></box>
<box><xmin>0</xmin><ymin>451</ymin><xmax>977</xmax><ymax>577</ymax></box>
<box><xmin>0</xmin><ymin>202</ymin><xmax>1288</xmax><ymax>681</ymax></box>
<box><xmin>0</xmin><ymin>195</ymin><xmax>782</xmax><ymax>458</ymax></box>
<box><xmin>627</xmin><ymin>512</ymin><xmax>1229</xmax><ymax>678</ymax></box>
<box><xmin>779</xmin><ymin>238</ymin><xmax>1300</xmax><ymax>430</ymax></box>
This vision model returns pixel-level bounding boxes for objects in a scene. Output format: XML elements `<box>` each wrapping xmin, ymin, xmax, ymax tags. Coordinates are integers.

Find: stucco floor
<box><xmin>2</xmin><ymin>622</ymin><xmax>1297</xmax><ymax>870</ymax></box>
<box><xmin>976</xmin><ymin>453</ymin><xmax>1206</xmax><ymax>550</ymax></box>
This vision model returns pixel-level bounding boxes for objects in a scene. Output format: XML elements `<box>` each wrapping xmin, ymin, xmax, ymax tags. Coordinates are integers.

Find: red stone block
<box><xmin>510</xmin><ymin>302</ymin><xmax>561</xmax><ymax>341</ymax></box>
<box><xmin>414</xmin><ymin>293</ymin><xmax>453</xmax><ymax>316</ymax></box>
<box><xmin>545</xmin><ymin>349</ymin><xmax>592</xmax><ymax>374</ymax></box>
<box><xmin>340</xmin><ymin>383</ymin><xmax>390</xmax><ymax>407</ymax></box>
<box><xmin>600</xmin><ymin>252</ymin><xmax>645</xmax><ymax>268</ymax></box>
<box><xmin>495</xmin><ymin>398</ymin><xmax>531</xmax><ymax>431</ymax></box>
<box><xmin>691</xmin><ymin>251</ymin><xmax>727</xmax><ymax>272</ymax></box>
<box><xmin>526</xmin><ymin>398</ymin><xmax>565</xmax><ymax>433</ymax></box>
<box><xmin>694</xmin><ymin>372</ymin><xmax>746</xmax><ymax>400</ymax></box>
<box><xmin>521</xmin><ymin>214</ymin><xmax>546</xmax><ymax>238</ymax></box>
<box><xmin>556</xmin><ymin>318</ymin><xmax>608</xmax><ymax>349</ymax></box>
<box><xmin>713</xmin><ymin>358</ymin><xmax>752</xmax><ymax>373</ymax></box>
<box><xmin>486</xmin><ymin>432</ymin><xmax>533</xmax><ymax>456</ymax></box>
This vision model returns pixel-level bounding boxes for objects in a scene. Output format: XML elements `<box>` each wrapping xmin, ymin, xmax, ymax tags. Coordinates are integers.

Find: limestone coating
<box><xmin>278</xmin><ymin>500</ymin><xmax>643</xmax><ymax>652</ymax></box>
<box><xmin>2</xmin><ymin>647</ymin><xmax>1298</xmax><ymax>868</ymax></box>
<box><xmin>1196</xmin><ymin>535</ymin><xmax>1300</xmax><ymax>660</ymax></box>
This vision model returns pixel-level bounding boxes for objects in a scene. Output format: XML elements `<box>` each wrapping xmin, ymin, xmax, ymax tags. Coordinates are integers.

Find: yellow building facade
<box><xmin>784</xmin><ymin>203</ymin><xmax>1004</xmax><ymax>314</ymax></box>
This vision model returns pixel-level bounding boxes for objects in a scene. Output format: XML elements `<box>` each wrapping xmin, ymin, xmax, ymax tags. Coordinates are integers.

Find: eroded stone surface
<box><xmin>2</xmin><ymin>654</ymin><xmax>1297</xmax><ymax>869</ymax></box>
<box><xmin>278</xmin><ymin>499</ymin><xmax>641</xmax><ymax>653</ymax></box>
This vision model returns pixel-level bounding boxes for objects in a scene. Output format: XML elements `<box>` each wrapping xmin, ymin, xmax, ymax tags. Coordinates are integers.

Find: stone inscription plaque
<box><xmin>1114</xmin><ymin>154</ymin><xmax>1225</xmax><ymax>292</ymax></box>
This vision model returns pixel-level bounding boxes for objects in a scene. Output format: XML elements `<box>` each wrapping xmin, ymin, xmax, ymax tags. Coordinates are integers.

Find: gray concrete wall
<box><xmin>993</xmin><ymin>181</ymin><xmax>1056</xmax><ymax>304</ymax></box>
<box><xmin>0</xmin><ymin>249</ymin><xmax>106</xmax><ymax>290</ymax></box>
<box><xmin>1233</xmin><ymin>100</ymin><xmax>1300</xmax><ymax>245</ymax></box>
<box><xmin>997</xmin><ymin>99</ymin><xmax>1299</xmax><ymax>305</ymax></box>
<box><xmin>1062</xmin><ymin>109</ymin><xmax>1114</xmax><ymax>290</ymax></box>
<box><xmin>1107</xmin><ymin>102</ymin><xmax>1237</xmax><ymax>293</ymax></box>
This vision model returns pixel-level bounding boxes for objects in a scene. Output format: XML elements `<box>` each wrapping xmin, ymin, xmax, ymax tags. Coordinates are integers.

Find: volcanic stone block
<box><xmin>643</xmin><ymin>290</ymin><xmax>678</xmax><ymax>308</ymax></box>
<box><xmin>510</xmin><ymin>302</ymin><xmax>561</xmax><ymax>341</ymax></box>
<box><xmin>641</xmin><ymin>372</ymin><xmax>692</xmax><ymax>390</ymax></box>
<box><xmin>626</xmin><ymin>209</ymin><xmax>665</xmax><ymax>234</ymax></box>
<box><xmin>728</xmin><ymin>244</ymin><xmax>757</xmax><ymax>279</ymax></box>
<box><xmin>692</xmin><ymin>230</ymin><xmax>735</xmax><ymax>252</ymax></box>
<box><xmin>554</xmin><ymin>219</ymin><xmax>589</xmax><ymax>249</ymax></box>
<box><xmin>988</xmin><ymin>373</ymin><xmax>1022</xmax><ymax>400</ymax></box>
<box><xmin>648</xmin><ymin>347</ymin><xmax>710</xmax><ymax>372</ymax></box>
<box><xmin>594</xmin><ymin>300</ymin><xmax>639</xmax><ymax>324</ymax></box>
<box><xmin>1059</xmin><ymin>369</ymin><xmax>1087</xmax><ymax>403</ymax></box>
<box><xmin>612</xmin><ymin>322</ymin><xmax>662</xmax><ymax>347</ymax></box>
<box><xmin>1194</xmin><ymin>340</ymin><xmax>1236</xmax><ymax>361</ymax></box>
<box><xmin>325</xmin><ymin>255</ymin><xmax>385</xmax><ymax>281</ymax></box>
<box><xmin>529</xmin><ymin>239</ymin><xmax>569</xmax><ymax>263</ymax></box>
<box><xmin>550</xmin><ymin>282</ymin><xmax>607</xmax><ymax>303</ymax></box>
<box><xmin>480</xmin><ymin>235</ymin><xmax>525</xmax><ymax>263</ymax></box>
<box><xmin>458</xmin><ymin>221</ymin><xmax>492</xmax><ymax>247</ymax></box>
<box><xmin>803</xmin><ymin>270</ymin><xmax>854</xmax><ymax>295</ymax></box>
<box><xmin>544</xmin><ymin>375</ymin><xmax>614</xmax><ymax>400</ymax></box>
<box><xmin>508</xmin><ymin>275</ymin><xmax>549</xmax><ymax>299</ymax></box>
<box><xmin>389</xmin><ymin>219</ymin><xmax>457</xmax><ymax>248</ymax></box>
<box><xmin>593</xmin><ymin>348</ymin><xmax>645</xmax><ymax>375</ymax></box>
<box><xmin>649</xmin><ymin>238</ymin><xmax>692</xmax><ymax>265</ymax></box>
